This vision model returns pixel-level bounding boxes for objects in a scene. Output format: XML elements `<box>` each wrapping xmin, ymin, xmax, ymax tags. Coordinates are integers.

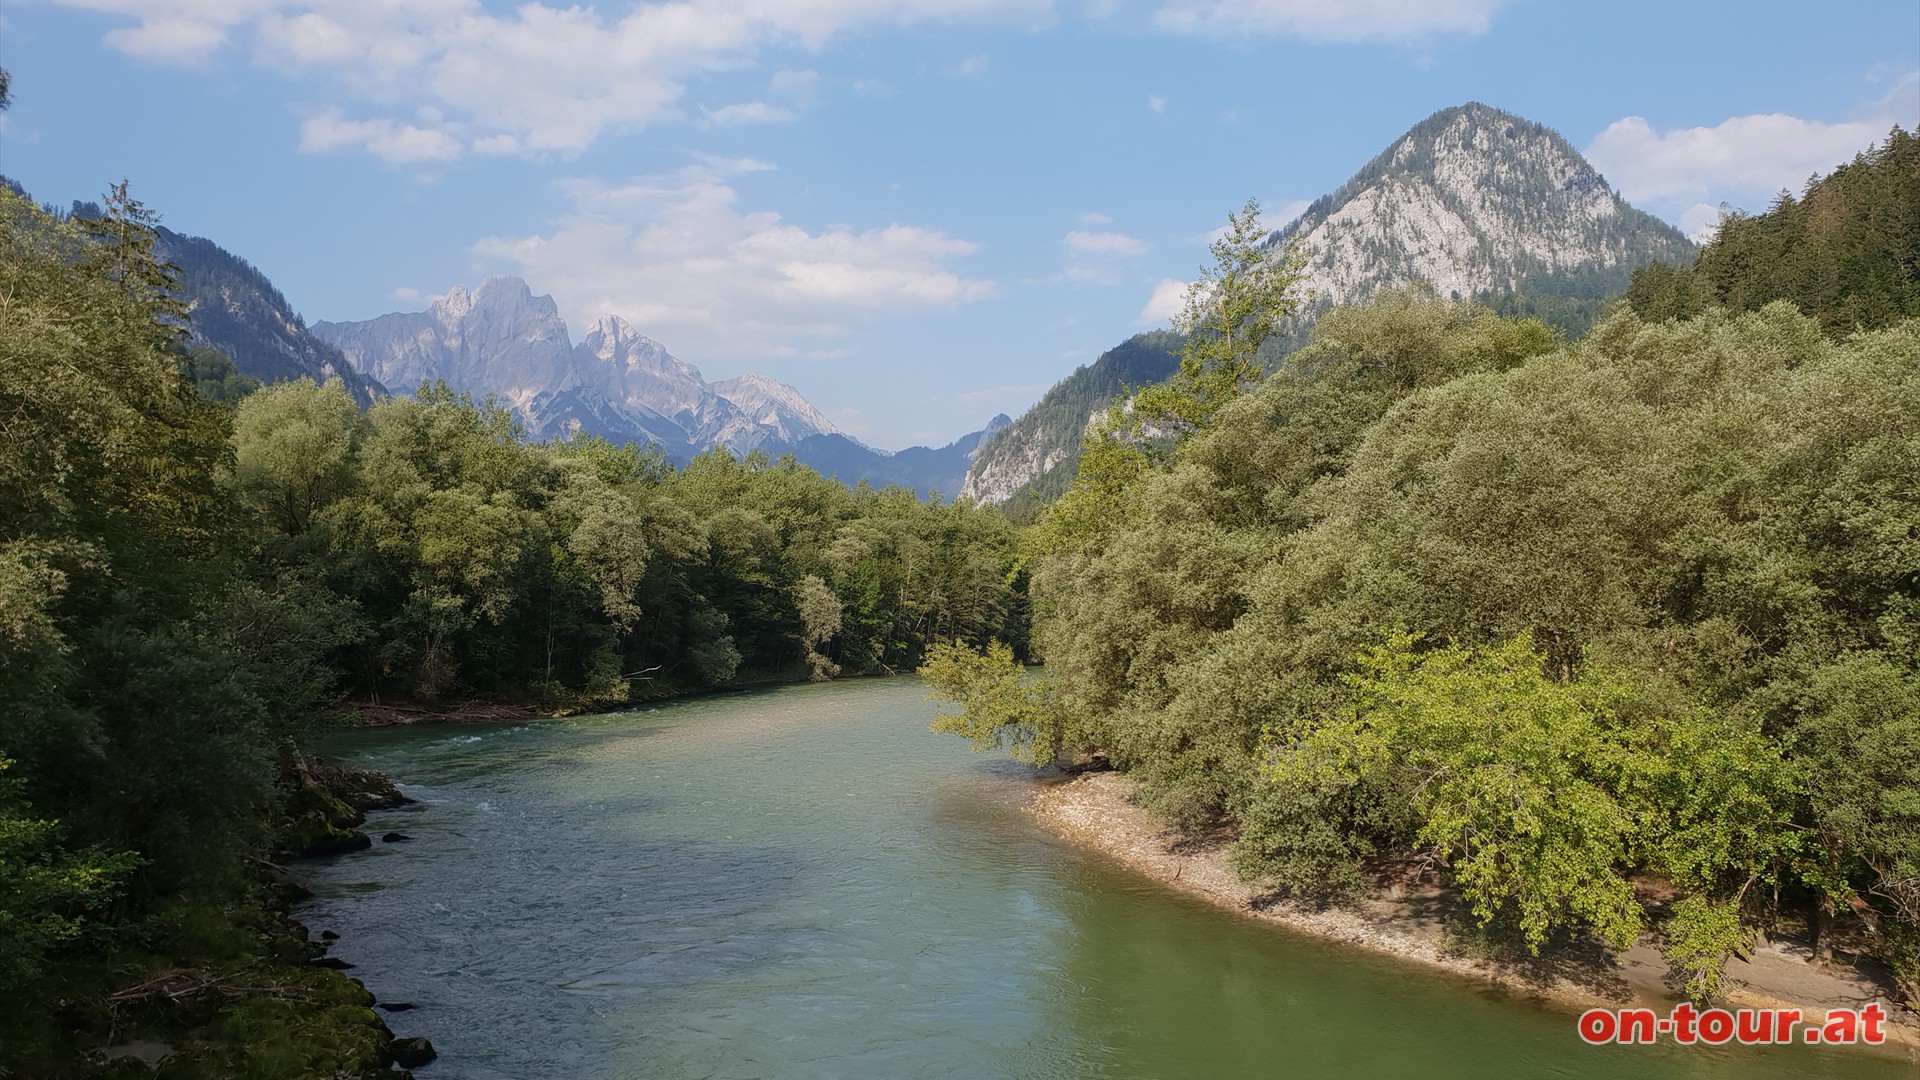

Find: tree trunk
<box><xmin>1812</xmin><ymin>895</ymin><xmax>1837</xmax><ymax>964</ymax></box>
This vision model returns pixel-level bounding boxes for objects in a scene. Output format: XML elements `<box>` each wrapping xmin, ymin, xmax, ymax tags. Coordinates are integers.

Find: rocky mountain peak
<box><xmin>963</xmin><ymin>104</ymin><xmax>1696</xmax><ymax>507</ymax></box>
<box><xmin>1274</xmin><ymin>102</ymin><xmax>1692</xmax><ymax>312</ymax></box>
<box><xmin>314</xmin><ymin>279</ymin><xmax>852</xmax><ymax>459</ymax></box>
<box><xmin>430</xmin><ymin>282</ymin><xmax>474</xmax><ymax>323</ymax></box>
<box><xmin>711</xmin><ymin>373</ymin><xmax>844</xmax><ymax>444</ymax></box>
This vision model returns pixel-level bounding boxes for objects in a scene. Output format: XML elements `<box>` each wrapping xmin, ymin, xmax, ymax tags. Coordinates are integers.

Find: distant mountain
<box><xmin>796</xmin><ymin>414</ymin><xmax>1011</xmax><ymax>501</ymax></box>
<box><xmin>712</xmin><ymin>373</ymin><xmax>844</xmax><ymax>447</ymax></box>
<box><xmin>959</xmin><ymin>333</ymin><xmax>1182</xmax><ymax>506</ymax></box>
<box><xmin>314</xmin><ymin>277</ymin><xmax>1004</xmax><ymax>495</ymax></box>
<box><xmin>313</xmin><ymin>277</ymin><xmax>838</xmax><ymax>459</ymax></box>
<box><xmin>961</xmin><ymin>102</ymin><xmax>1696</xmax><ymax>506</ymax></box>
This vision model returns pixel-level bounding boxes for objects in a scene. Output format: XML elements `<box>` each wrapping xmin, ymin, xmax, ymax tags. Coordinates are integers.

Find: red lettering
<box><xmin>1618</xmin><ymin>1009</ymin><xmax>1657</xmax><ymax>1044</ymax></box>
<box><xmin>1578</xmin><ymin>1009</ymin><xmax>1617</xmax><ymax>1044</ymax></box>
<box><xmin>1863</xmin><ymin>1003</ymin><xmax>1887</xmax><ymax>1045</ymax></box>
<box><xmin>1671</xmin><ymin>1002</ymin><xmax>1698</xmax><ymax>1044</ymax></box>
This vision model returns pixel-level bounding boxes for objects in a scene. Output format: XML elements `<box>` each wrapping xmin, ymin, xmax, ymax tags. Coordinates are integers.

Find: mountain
<box><xmin>111</xmin><ymin>221</ymin><xmax>381</xmax><ymax>406</ymax></box>
<box><xmin>313</xmin><ymin>277</ymin><xmax>1004</xmax><ymax>495</ymax></box>
<box><xmin>313</xmin><ymin>277</ymin><xmax>841</xmax><ymax>460</ymax></box>
<box><xmin>712</xmin><ymin>373</ymin><xmax>844</xmax><ymax>447</ymax></box>
<box><xmin>795</xmin><ymin>413</ymin><xmax>1011</xmax><ymax>501</ymax></box>
<box><xmin>958</xmin><ymin>332</ymin><xmax>1182</xmax><ymax>506</ymax></box>
<box><xmin>0</xmin><ymin>176</ymin><xmax>390</xmax><ymax>407</ymax></box>
<box><xmin>961</xmin><ymin>102</ymin><xmax>1696</xmax><ymax>506</ymax></box>
<box><xmin>1275</xmin><ymin>102</ymin><xmax>1695</xmax><ymax>337</ymax></box>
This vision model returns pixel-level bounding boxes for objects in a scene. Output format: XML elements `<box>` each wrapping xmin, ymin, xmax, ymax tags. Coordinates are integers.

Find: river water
<box><xmin>301</xmin><ymin>678</ymin><xmax>1906</xmax><ymax>1078</ymax></box>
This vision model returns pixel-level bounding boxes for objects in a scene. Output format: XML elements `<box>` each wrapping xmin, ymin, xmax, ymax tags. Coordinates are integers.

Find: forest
<box><xmin>0</xmin><ymin>178</ymin><xmax>1027</xmax><ymax>1075</ymax></box>
<box><xmin>926</xmin><ymin>129</ymin><xmax>1920</xmax><ymax>1005</ymax></box>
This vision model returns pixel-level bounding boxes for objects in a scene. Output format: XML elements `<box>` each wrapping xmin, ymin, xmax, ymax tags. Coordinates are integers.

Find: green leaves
<box><xmin>0</xmin><ymin>758</ymin><xmax>136</xmax><ymax>994</ymax></box>
<box><xmin>1300</xmin><ymin>634</ymin><xmax>1647</xmax><ymax>952</ymax></box>
<box><xmin>1271</xmin><ymin>633</ymin><xmax>1796</xmax><ymax>959</ymax></box>
<box><xmin>1136</xmin><ymin>198</ymin><xmax>1308</xmax><ymax>435</ymax></box>
<box><xmin>921</xmin><ymin>641</ymin><xmax>1063</xmax><ymax>767</ymax></box>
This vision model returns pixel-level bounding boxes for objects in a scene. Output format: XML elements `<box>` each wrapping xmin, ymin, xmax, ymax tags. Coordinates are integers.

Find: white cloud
<box><xmin>472</xmin><ymin>160</ymin><xmax>994</xmax><ymax>359</ymax></box>
<box><xmin>1065</xmin><ymin>230</ymin><xmax>1147</xmax><ymax>256</ymax></box>
<box><xmin>708</xmin><ymin>102</ymin><xmax>799</xmax><ymax>126</ymax></box>
<box><xmin>64</xmin><ymin>0</ymin><xmax>1052</xmax><ymax>158</ymax></box>
<box><xmin>768</xmin><ymin>68</ymin><xmax>820</xmax><ymax>104</ymax></box>
<box><xmin>1586</xmin><ymin>113</ymin><xmax>1899</xmax><ymax>204</ymax></box>
<box><xmin>390</xmin><ymin>285</ymin><xmax>422</xmax><ymax>303</ymax></box>
<box><xmin>1080</xmin><ymin>211</ymin><xmax>1114</xmax><ymax>225</ymax></box>
<box><xmin>62</xmin><ymin>0</ymin><xmax>1519</xmax><ymax>156</ymax></box>
<box><xmin>1138</xmin><ymin>278</ymin><xmax>1187</xmax><ymax>324</ymax></box>
<box><xmin>1678</xmin><ymin>203</ymin><xmax>1725</xmax><ymax>245</ymax></box>
<box><xmin>1151</xmin><ymin>0</ymin><xmax>1511</xmax><ymax>43</ymax></box>
<box><xmin>951</xmin><ymin>53</ymin><xmax>991</xmax><ymax>79</ymax></box>
<box><xmin>1062</xmin><ymin>230</ymin><xmax>1147</xmax><ymax>285</ymax></box>
<box><xmin>1147</xmin><ymin>94</ymin><xmax>1166</xmax><ymax>112</ymax></box>
<box><xmin>97</xmin><ymin>10</ymin><xmax>241</xmax><ymax>65</ymax></box>
<box><xmin>1272</xmin><ymin>198</ymin><xmax>1311</xmax><ymax>227</ymax></box>
<box><xmin>299</xmin><ymin>108</ymin><xmax>461</xmax><ymax>163</ymax></box>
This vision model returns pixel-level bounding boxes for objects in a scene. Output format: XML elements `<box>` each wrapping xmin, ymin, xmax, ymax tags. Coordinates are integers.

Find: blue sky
<box><xmin>3</xmin><ymin>1</ymin><xmax>1915</xmax><ymax>449</ymax></box>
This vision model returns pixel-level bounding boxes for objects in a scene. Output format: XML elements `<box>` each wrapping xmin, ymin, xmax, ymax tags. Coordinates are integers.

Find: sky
<box><xmin>2</xmin><ymin>1</ymin><xmax>1915</xmax><ymax>450</ymax></box>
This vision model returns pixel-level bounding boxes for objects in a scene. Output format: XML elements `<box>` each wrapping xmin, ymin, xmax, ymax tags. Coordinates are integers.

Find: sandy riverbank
<box><xmin>1028</xmin><ymin>770</ymin><xmax>1920</xmax><ymax>1058</ymax></box>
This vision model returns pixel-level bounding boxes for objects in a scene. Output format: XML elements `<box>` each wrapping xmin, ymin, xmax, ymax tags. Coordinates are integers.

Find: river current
<box><xmin>301</xmin><ymin>678</ymin><xmax>1906</xmax><ymax>1078</ymax></box>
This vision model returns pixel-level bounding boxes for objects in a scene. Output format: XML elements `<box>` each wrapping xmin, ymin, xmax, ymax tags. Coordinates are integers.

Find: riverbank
<box><xmin>1029</xmin><ymin>770</ymin><xmax>1920</xmax><ymax>1056</ymax></box>
<box><xmin>343</xmin><ymin>668</ymin><xmax>897</xmax><ymax>726</ymax></box>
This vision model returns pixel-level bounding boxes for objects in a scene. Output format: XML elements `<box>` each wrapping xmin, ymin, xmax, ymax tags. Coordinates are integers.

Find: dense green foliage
<box><xmin>1628</xmin><ymin>127</ymin><xmax>1919</xmax><ymax>335</ymax></box>
<box><xmin>0</xmin><ymin>177</ymin><xmax>1027</xmax><ymax>1073</ymax></box>
<box><xmin>1473</xmin><ymin>261</ymin><xmax>1649</xmax><ymax>341</ymax></box>
<box><xmin>929</xmin><ymin>173</ymin><xmax>1920</xmax><ymax>1004</ymax></box>
<box><xmin>0</xmin><ymin>181</ymin><xmax>398</xmax><ymax>1074</ymax></box>
<box><xmin>227</xmin><ymin>381</ymin><xmax>1027</xmax><ymax>704</ymax></box>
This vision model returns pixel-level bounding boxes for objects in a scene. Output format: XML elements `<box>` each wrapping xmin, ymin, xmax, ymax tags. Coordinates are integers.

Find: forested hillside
<box><xmin>155</xmin><ymin>226</ymin><xmax>386</xmax><ymax>407</ymax></box>
<box><xmin>1627</xmin><ymin>127</ymin><xmax>1919</xmax><ymax>334</ymax></box>
<box><xmin>960</xmin><ymin>331</ymin><xmax>1182</xmax><ymax>514</ymax></box>
<box><xmin>927</xmin><ymin>131</ymin><xmax>1920</xmax><ymax>1006</ymax></box>
<box><xmin>0</xmin><ymin>178</ymin><xmax>1027</xmax><ymax>1076</ymax></box>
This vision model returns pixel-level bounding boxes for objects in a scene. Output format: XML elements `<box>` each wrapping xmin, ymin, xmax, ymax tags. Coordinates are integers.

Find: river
<box><xmin>300</xmin><ymin>678</ymin><xmax>1906</xmax><ymax>1078</ymax></box>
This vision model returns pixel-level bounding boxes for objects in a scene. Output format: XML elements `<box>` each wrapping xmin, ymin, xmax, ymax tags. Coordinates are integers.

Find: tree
<box><xmin>921</xmin><ymin>641</ymin><xmax>1064</xmax><ymax>766</ymax></box>
<box><xmin>231</xmin><ymin>378</ymin><xmax>365</xmax><ymax>538</ymax></box>
<box><xmin>794</xmin><ymin>574</ymin><xmax>842</xmax><ymax>680</ymax></box>
<box><xmin>1135</xmin><ymin>198</ymin><xmax>1308</xmax><ymax>433</ymax></box>
<box><xmin>1277</xmin><ymin>634</ymin><xmax>1648</xmax><ymax>954</ymax></box>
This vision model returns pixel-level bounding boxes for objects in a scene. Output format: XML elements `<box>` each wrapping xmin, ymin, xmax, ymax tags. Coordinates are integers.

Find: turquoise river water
<box><xmin>300</xmin><ymin>678</ymin><xmax>1911</xmax><ymax>1078</ymax></box>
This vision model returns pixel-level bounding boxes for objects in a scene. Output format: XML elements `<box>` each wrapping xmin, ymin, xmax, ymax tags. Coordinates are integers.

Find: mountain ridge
<box><xmin>314</xmin><ymin>277</ymin><xmax>996</xmax><ymax>497</ymax></box>
<box><xmin>961</xmin><ymin>102</ymin><xmax>1697</xmax><ymax>506</ymax></box>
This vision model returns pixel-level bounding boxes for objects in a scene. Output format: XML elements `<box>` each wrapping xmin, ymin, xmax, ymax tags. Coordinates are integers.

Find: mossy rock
<box><xmin>150</xmin><ymin>967</ymin><xmax>393</xmax><ymax>1080</ymax></box>
<box><xmin>277</xmin><ymin>765</ymin><xmax>384</xmax><ymax>858</ymax></box>
<box><xmin>321</xmin><ymin>765</ymin><xmax>413</xmax><ymax>813</ymax></box>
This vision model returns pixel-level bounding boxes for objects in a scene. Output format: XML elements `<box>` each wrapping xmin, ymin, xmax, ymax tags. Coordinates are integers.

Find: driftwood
<box><xmin>110</xmin><ymin>970</ymin><xmax>226</xmax><ymax>1003</ymax></box>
